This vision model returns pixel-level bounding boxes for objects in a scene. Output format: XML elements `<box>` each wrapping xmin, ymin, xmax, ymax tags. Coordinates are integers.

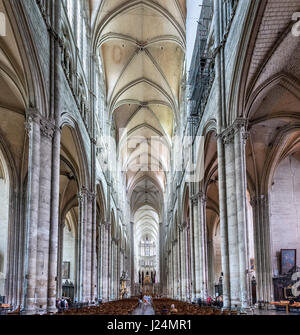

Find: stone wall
<box><xmin>62</xmin><ymin>226</ymin><xmax>76</xmax><ymax>283</ymax></box>
<box><xmin>270</xmin><ymin>155</ymin><xmax>300</xmax><ymax>276</ymax></box>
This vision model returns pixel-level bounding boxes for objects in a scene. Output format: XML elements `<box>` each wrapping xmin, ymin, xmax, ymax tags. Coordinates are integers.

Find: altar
<box><xmin>273</xmin><ymin>266</ymin><xmax>300</xmax><ymax>302</ymax></box>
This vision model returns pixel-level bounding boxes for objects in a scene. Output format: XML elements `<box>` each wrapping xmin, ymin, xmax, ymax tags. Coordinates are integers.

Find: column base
<box><xmin>47</xmin><ymin>307</ymin><xmax>58</xmax><ymax>314</ymax></box>
<box><xmin>239</xmin><ymin>307</ymin><xmax>251</xmax><ymax>315</ymax></box>
<box><xmin>23</xmin><ymin>307</ymin><xmax>46</xmax><ymax>315</ymax></box>
<box><xmin>22</xmin><ymin>309</ymin><xmax>36</xmax><ymax>316</ymax></box>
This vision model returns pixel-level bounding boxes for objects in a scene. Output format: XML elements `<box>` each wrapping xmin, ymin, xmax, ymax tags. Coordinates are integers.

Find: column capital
<box><xmin>250</xmin><ymin>194</ymin><xmax>268</xmax><ymax>207</ymax></box>
<box><xmin>233</xmin><ymin>118</ymin><xmax>249</xmax><ymax>141</ymax></box>
<box><xmin>220</xmin><ymin>127</ymin><xmax>235</xmax><ymax>145</ymax></box>
<box><xmin>78</xmin><ymin>186</ymin><xmax>88</xmax><ymax>199</ymax></box>
<box><xmin>104</xmin><ymin>220</ymin><xmax>111</xmax><ymax>231</ymax></box>
<box><xmin>191</xmin><ymin>191</ymin><xmax>207</xmax><ymax>203</ymax></box>
<box><xmin>87</xmin><ymin>191</ymin><xmax>96</xmax><ymax>202</ymax></box>
<box><xmin>179</xmin><ymin>222</ymin><xmax>186</xmax><ymax>231</ymax></box>
<box><xmin>190</xmin><ymin>193</ymin><xmax>198</xmax><ymax>204</ymax></box>
<box><xmin>233</xmin><ymin>117</ymin><xmax>248</xmax><ymax>131</ymax></box>
<box><xmin>219</xmin><ymin>118</ymin><xmax>249</xmax><ymax>144</ymax></box>
<box><xmin>40</xmin><ymin>117</ymin><xmax>56</xmax><ymax>139</ymax></box>
<box><xmin>25</xmin><ymin>107</ymin><xmax>40</xmax><ymax>120</ymax></box>
<box><xmin>25</xmin><ymin>108</ymin><xmax>40</xmax><ymax>135</ymax></box>
<box><xmin>198</xmin><ymin>191</ymin><xmax>207</xmax><ymax>203</ymax></box>
<box><xmin>78</xmin><ymin>186</ymin><xmax>95</xmax><ymax>201</ymax></box>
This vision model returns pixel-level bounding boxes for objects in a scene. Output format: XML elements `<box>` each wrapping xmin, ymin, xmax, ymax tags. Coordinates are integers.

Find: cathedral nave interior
<box><xmin>0</xmin><ymin>0</ymin><xmax>300</xmax><ymax>316</ymax></box>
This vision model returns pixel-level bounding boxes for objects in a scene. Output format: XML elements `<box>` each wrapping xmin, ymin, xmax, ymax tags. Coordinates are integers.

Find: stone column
<box><xmin>199</xmin><ymin>192</ymin><xmax>208</xmax><ymax>300</ymax></box>
<box><xmin>168</xmin><ymin>248</ymin><xmax>171</xmax><ymax>297</ymax></box>
<box><xmin>224</xmin><ymin>130</ymin><xmax>240</xmax><ymax>309</ymax></box>
<box><xmin>234</xmin><ymin>120</ymin><xmax>250</xmax><ymax>310</ymax></box>
<box><xmin>78</xmin><ymin>188</ymin><xmax>88</xmax><ymax>301</ymax></box>
<box><xmin>85</xmin><ymin>192</ymin><xmax>93</xmax><ymax>302</ymax></box>
<box><xmin>91</xmin><ymin>193</ymin><xmax>97</xmax><ymax>302</ymax></box>
<box><xmin>107</xmin><ymin>223</ymin><xmax>113</xmax><ymax>300</ymax></box>
<box><xmin>159</xmin><ymin>221</ymin><xmax>164</xmax><ymax>289</ymax></box>
<box><xmin>130</xmin><ymin>221</ymin><xmax>134</xmax><ymax>296</ymax></box>
<box><xmin>191</xmin><ymin>195</ymin><xmax>201</xmax><ymax>299</ymax></box>
<box><xmin>217</xmin><ymin>136</ymin><xmax>231</xmax><ymax>309</ymax></box>
<box><xmin>102</xmin><ymin>222</ymin><xmax>109</xmax><ymax>301</ymax></box>
<box><xmin>56</xmin><ymin>221</ymin><xmax>64</xmax><ymax>300</ymax></box>
<box><xmin>74</xmin><ymin>217</ymin><xmax>80</xmax><ymax>302</ymax></box>
<box><xmin>170</xmin><ymin>245</ymin><xmax>173</xmax><ymax>297</ymax></box>
<box><xmin>36</xmin><ymin>118</ymin><xmax>55</xmax><ymax>313</ymax></box>
<box><xmin>98</xmin><ymin>223</ymin><xmax>104</xmax><ymax>299</ymax></box>
<box><xmin>24</xmin><ymin>110</ymin><xmax>41</xmax><ymax>314</ymax></box>
<box><xmin>186</xmin><ymin>224</ymin><xmax>192</xmax><ymax>301</ymax></box>
<box><xmin>111</xmin><ymin>239</ymin><xmax>117</xmax><ymax>300</ymax></box>
<box><xmin>110</xmin><ymin>239</ymin><xmax>114</xmax><ymax>300</ymax></box>
<box><xmin>251</xmin><ymin>194</ymin><xmax>273</xmax><ymax>304</ymax></box>
<box><xmin>188</xmin><ymin>199</ymin><xmax>195</xmax><ymax>302</ymax></box>
<box><xmin>177</xmin><ymin>226</ymin><xmax>182</xmax><ymax>299</ymax></box>
<box><xmin>173</xmin><ymin>240</ymin><xmax>178</xmax><ymax>299</ymax></box>
<box><xmin>47</xmin><ymin>0</ymin><xmax>62</xmax><ymax>312</ymax></box>
<box><xmin>181</xmin><ymin>226</ymin><xmax>187</xmax><ymax>300</ymax></box>
<box><xmin>47</xmin><ymin>127</ymin><xmax>61</xmax><ymax>313</ymax></box>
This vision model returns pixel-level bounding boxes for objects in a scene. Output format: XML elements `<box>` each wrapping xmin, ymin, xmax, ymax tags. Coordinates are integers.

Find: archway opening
<box><xmin>58</xmin><ymin>125</ymin><xmax>85</xmax><ymax>303</ymax></box>
<box><xmin>134</xmin><ymin>205</ymin><xmax>159</xmax><ymax>296</ymax></box>
<box><xmin>0</xmin><ymin>149</ymin><xmax>9</xmax><ymax>302</ymax></box>
<box><xmin>61</xmin><ymin>209</ymin><xmax>77</xmax><ymax>302</ymax></box>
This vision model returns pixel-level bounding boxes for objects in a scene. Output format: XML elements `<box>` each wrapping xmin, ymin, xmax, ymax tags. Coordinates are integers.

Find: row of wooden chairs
<box><xmin>152</xmin><ymin>299</ymin><xmax>225</xmax><ymax>315</ymax></box>
<box><xmin>59</xmin><ymin>299</ymin><xmax>139</xmax><ymax>315</ymax></box>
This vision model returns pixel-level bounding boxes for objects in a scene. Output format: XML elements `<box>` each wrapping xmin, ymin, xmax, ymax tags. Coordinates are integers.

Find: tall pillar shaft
<box><xmin>192</xmin><ymin>196</ymin><xmax>201</xmax><ymax>298</ymax></box>
<box><xmin>57</xmin><ymin>222</ymin><xmax>64</xmax><ymax>299</ymax></box>
<box><xmin>84</xmin><ymin>194</ymin><xmax>93</xmax><ymax>302</ymax></box>
<box><xmin>78</xmin><ymin>188</ymin><xmax>88</xmax><ymax>301</ymax></box>
<box><xmin>199</xmin><ymin>193</ymin><xmax>208</xmax><ymax>300</ymax></box>
<box><xmin>102</xmin><ymin>223</ymin><xmax>109</xmax><ymax>301</ymax></box>
<box><xmin>251</xmin><ymin>195</ymin><xmax>273</xmax><ymax>303</ymax></box>
<box><xmin>224</xmin><ymin>135</ymin><xmax>240</xmax><ymax>308</ymax></box>
<box><xmin>91</xmin><ymin>195</ymin><xmax>97</xmax><ymax>302</ymax></box>
<box><xmin>181</xmin><ymin>227</ymin><xmax>187</xmax><ymax>300</ymax></box>
<box><xmin>234</xmin><ymin>121</ymin><xmax>250</xmax><ymax>309</ymax></box>
<box><xmin>47</xmin><ymin>128</ymin><xmax>61</xmax><ymax>313</ymax></box>
<box><xmin>36</xmin><ymin>129</ymin><xmax>53</xmax><ymax>312</ymax></box>
<box><xmin>130</xmin><ymin>222</ymin><xmax>134</xmax><ymax>297</ymax></box>
<box><xmin>217</xmin><ymin>137</ymin><xmax>231</xmax><ymax>309</ymax></box>
<box><xmin>24</xmin><ymin>112</ymin><xmax>41</xmax><ymax>314</ymax></box>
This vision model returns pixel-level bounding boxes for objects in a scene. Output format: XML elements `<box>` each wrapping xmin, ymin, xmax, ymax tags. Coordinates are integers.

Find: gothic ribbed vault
<box><xmin>94</xmin><ymin>0</ymin><xmax>186</xmax><ymax>215</ymax></box>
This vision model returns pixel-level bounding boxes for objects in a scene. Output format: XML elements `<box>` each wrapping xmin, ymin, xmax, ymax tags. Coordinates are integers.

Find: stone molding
<box><xmin>220</xmin><ymin>118</ymin><xmax>249</xmax><ymax>144</ymax></box>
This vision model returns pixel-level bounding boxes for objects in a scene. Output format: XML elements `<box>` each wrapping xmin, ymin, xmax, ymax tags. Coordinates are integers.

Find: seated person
<box><xmin>170</xmin><ymin>304</ymin><xmax>178</xmax><ymax>315</ymax></box>
<box><xmin>161</xmin><ymin>305</ymin><xmax>169</xmax><ymax>315</ymax></box>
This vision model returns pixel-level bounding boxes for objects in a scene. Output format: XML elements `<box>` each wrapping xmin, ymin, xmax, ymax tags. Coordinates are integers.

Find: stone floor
<box><xmin>132</xmin><ymin>303</ymin><xmax>300</xmax><ymax>316</ymax></box>
<box><xmin>252</xmin><ymin>309</ymin><xmax>300</xmax><ymax>316</ymax></box>
<box><xmin>132</xmin><ymin>303</ymin><xmax>155</xmax><ymax>315</ymax></box>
